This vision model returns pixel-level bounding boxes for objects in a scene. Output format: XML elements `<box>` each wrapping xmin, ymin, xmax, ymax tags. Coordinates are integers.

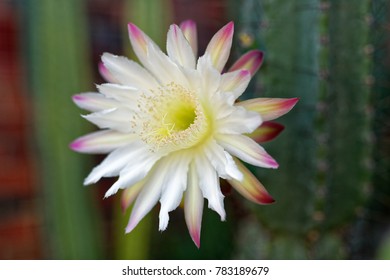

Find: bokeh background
<box><xmin>1</xmin><ymin>0</ymin><xmax>389</xmax><ymax>259</ymax></box>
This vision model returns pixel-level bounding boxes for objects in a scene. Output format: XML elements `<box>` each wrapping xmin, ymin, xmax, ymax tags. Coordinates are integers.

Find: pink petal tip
<box><xmin>69</xmin><ymin>139</ymin><xmax>84</xmax><ymax>152</ymax></box>
<box><xmin>225</xmin><ymin>21</ymin><xmax>234</xmax><ymax>32</ymax></box>
<box><xmin>257</xmin><ymin>192</ymin><xmax>276</xmax><ymax>204</ymax></box>
<box><xmin>190</xmin><ymin>229</ymin><xmax>201</xmax><ymax>249</ymax></box>
<box><xmin>128</xmin><ymin>23</ymin><xmax>144</xmax><ymax>41</ymax></box>
<box><xmin>72</xmin><ymin>94</ymin><xmax>84</xmax><ymax>102</ymax></box>
<box><xmin>267</xmin><ymin>157</ymin><xmax>279</xmax><ymax>169</ymax></box>
<box><xmin>229</xmin><ymin>50</ymin><xmax>264</xmax><ymax>76</ymax></box>
<box><xmin>219</xmin><ymin>21</ymin><xmax>234</xmax><ymax>41</ymax></box>
<box><xmin>98</xmin><ymin>62</ymin><xmax>113</xmax><ymax>82</ymax></box>
<box><xmin>283</xmin><ymin>97</ymin><xmax>300</xmax><ymax>108</ymax></box>
<box><xmin>180</xmin><ymin>19</ymin><xmax>196</xmax><ymax>29</ymax></box>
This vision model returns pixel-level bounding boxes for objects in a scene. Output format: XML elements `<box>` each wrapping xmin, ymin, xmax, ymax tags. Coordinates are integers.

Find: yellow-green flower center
<box><xmin>165</xmin><ymin>99</ymin><xmax>197</xmax><ymax>132</ymax></box>
<box><xmin>138</xmin><ymin>83</ymin><xmax>209</xmax><ymax>153</ymax></box>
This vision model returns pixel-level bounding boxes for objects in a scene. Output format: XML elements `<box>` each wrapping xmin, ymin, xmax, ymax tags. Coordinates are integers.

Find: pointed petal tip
<box><xmin>205</xmin><ymin>21</ymin><xmax>235</xmax><ymax>71</ymax></box>
<box><xmin>226</xmin><ymin>21</ymin><xmax>234</xmax><ymax>29</ymax></box>
<box><xmin>104</xmin><ymin>183</ymin><xmax>120</xmax><ymax>198</ymax></box>
<box><xmin>127</xmin><ymin>23</ymin><xmax>142</xmax><ymax>39</ymax></box>
<box><xmin>282</xmin><ymin>97</ymin><xmax>300</xmax><ymax>112</ymax></box>
<box><xmin>290</xmin><ymin>97</ymin><xmax>300</xmax><ymax>106</ymax></box>
<box><xmin>83</xmin><ymin>177</ymin><xmax>94</xmax><ymax>186</ymax></box>
<box><xmin>127</xmin><ymin>22</ymin><xmax>138</xmax><ymax>33</ymax></box>
<box><xmin>72</xmin><ymin>94</ymin><xmax>83</xmax><ymax>102</ymax></box>
<box><xmin>269</xmin><ymin>159</ymin><xmax>279</xmax><ymax>169</ymax></box>
<box><xmin>72</xmin><ymin>94</ymin><xmax>88</xmax><ymax>108</ymax></box>
<box><xmin>98</xmin><ymin>62</ymin><xmax>117</xmax><ymax>83</ymax></box>
<box><xmin>249</xmin><ymin>189</ymin><xmax>276</xmax><ymax>205</ymax></box>
<box><xmin>125</xmin><ymin>218</ymin><xmax>138</xmax><ymax>234</ymax></box>
<box><xmin>127</xmin><ymin>23</ymin><xmax>145</xmax><ymax>41</ymax></box>
<box><xmin>125</xmin><ymin>223</ymin><xmax>135</xmax><ymax>234</ymax></box>
<box><xmin>170</xmin><ymin>23</ymin><xmax>179</xmax><ymax>32</ymax></box>
<box><xmin>261</xmin><ymin>196</ymin><xmax>275</xmax><ymax>204</ymax></box>
<box><xmin>158</xmin><ymin>212</ymin><xmax>169</xmax><ymax>232</ymax></box>
<box><xmin>127</xmin><ymin>22</ymin><xmax>149</xmax><ymax>55</ymax></box>
<box><xmin>222</xmin><ymin>21</ymin><xmax>234</xmax><ymax>36</ymax></box>
<box><xmin>180</xmin><ymin>19</ymin><xmax>198</xmax><ymax>57</ymax></box>
<box><xmin>256</xmin><ymin>191</ymin><xmax>276</xmax><ymax>204</ymax></box>
<box><xmin>69</xmin><ymin>139</ymin><xmax>83</xmax><ymax>152</ymax></box>
<box><xmin>229</xmin><ymin>50</ymin><xmax>264</xmax><ymax>76</ymax></box>
<box><xmin>238</xmin><ymin>97</ymin><xmax>299</xmax><ymax>121</ymax></box>
<box><xmin>180</xmin><ymin>19</ymin><xmax>196</xmax><ymax>28</ymax></box>
<box><xmin>229</xmin><ymin>159</ymin><xmax>276</xmax><ymax>205</ymax></box>
<box><xmin>98</xmin><ymin>61</ymin><xmax>107</xmax><ymax>72</ymax></box>
<box><xmin>190</xmin><ymin>229</ymin><xmax>201</xmax><ymax>248</ymax></box>
<box><xmin>101</xmin><ymin>52</ymin><xmax>115</xmax><ymax>61</ymax></box>
<box><xmin>267</xmin><ymin>197</ymin><xmax>276</xmax><ymax>204</ymax></box>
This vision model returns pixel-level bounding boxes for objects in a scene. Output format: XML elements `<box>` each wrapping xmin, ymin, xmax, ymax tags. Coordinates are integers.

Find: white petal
<box><xmin>82</xmin><ymin>108</ymin><xmax>134</xmax><ymax>133</ymax></box>
<box><xmin>194</xmin><ymin>154</ymin><xmax>226</xmax><ymax>220</ymax></box>
<box><xmin>208</xmin><ymin>91</ymin><xmax>236</xmax><ymax>118</ymax></box>
<box><xmin>158</xmin><ymin>152</ymin><xmax>191</xmax><ymax>231</ymax></box>
<box><xmin>204</xmin><ymin>22</ymin><xmax>234</xmax><ymax>72</ymax></box>
<box><xmin>121</xmin><ymin>179</ymin><xmax>145</xmax><ymax>211</ymax></box>
<box><xmin>97</xmin><ymin>83</ymin><xmax>141</xmax><ymax>111</ymax></box>
<box><xmin>184</xmin><ymin>162</ymin><xmax>204</xmax><ymax>248</ymax></box>
<box><xmin>228</xmin><ymin>50</ymin><xmax>264</xmax><ymax>76</ymax></box>
<box><xmin>217</xmin><ymin>106</ymin><xmax>262</xmax><ymax>134</ymax></box>
<box><xmin>72</xmin><ymin>93</ymin><xmax>120</xmax><ymax>112</ymax></box>
<box><xmin>127</xmin><ymin>23</ymin><xmax>159</xmax><ymax>68</ymax></box>
<box><xmin>104</xmin><ymin>148</ymin><xmax>161</xmax><ymax>197</ymax></box>
<box><xmin>182</xmin><ymin>67</ymin><xmax>201</xmax><ymax>93</ymax></box>
<box><xmin>237</xmin><ymin>97</ymin><xmax>299</xmax><ymax>121</ymax></box>
<box><xmin>216</xmin><ymin>134</ymin><xmax>279</xmax><ymax>169</ymax></box>
<box><xmin>126</xmin><ymin>176</ymin><xmax>161</xmax><ymax>233</ymax></box>
<box><xmin>70</xmin><ymin>130</ymin><xmax>137</xmax><ymax>154</ymax></box>
<box><xmin>228</xmin><ymin>158</ymin><xmax>275</xmax><ymax>205</ymax></box>
<box><xmin>143</xmin><ymin>42</ymin><xmax>188</xmax><ymax>86</ymax></box>
<box><xmin>128</xmin><ymin>23</ymin><xmax>189</xmax><ymax>86</ymax></box>
<box><xmin>196</xmin><ymin>55</ymin><xmax>221</xmax><ymax>98</ymax></box>
<box><xmin>84</xmin><ymin>141</ymin><xmax>145</xmax><ymax>185</ymax></box>
<box><xmin>101</xmin><ymin>53</ymin><xmax>159</xmax><ymax>89</ymax></box>
<box><xmin>219</xmin><ymin>69</ymin><xmax>251</xmax><ymax>99</ymax></box>
<box><xmin>180</xmin><ymin>20</ymin><xmax>198</xmax><ymax>57</ymax></box>
<box><xmin>167</xmin><ymin>24</ymin><xmax>196</xmax><ymax>69</ymax></box>
<box><xmin>203</xmin><ymin>139</ymin><xmax>242</xmax><ymax>181</ymax></box>
<box><xmin>99</xmin><ymin>62</ymin><xmax>119</xmax><ymax>83</ymax></box>
<box><xmin>125</xmin><ymin>158</ymin><xmax>170</xmax><ymax>233</ymax></box>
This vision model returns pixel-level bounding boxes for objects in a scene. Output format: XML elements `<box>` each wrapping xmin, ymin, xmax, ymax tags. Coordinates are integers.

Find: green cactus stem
<box><xmin>25</xmin><ymin>0</ymin><xmax>103</xmax><ymax>258</ymax></box>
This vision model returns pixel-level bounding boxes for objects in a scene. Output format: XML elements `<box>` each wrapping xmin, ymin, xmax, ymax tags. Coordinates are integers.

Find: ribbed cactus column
<box><xmin>26</xmin><ymin>0</ymin><xmax>103</xmax><ymax>258</ymax></box>
<box><xmin>241</xmin><ymin>0</ymin><xmax>320</xmax><ymax>259</ymax></box>
<box><xmin>232</xmin><ymin>0</ymin><xmax>373</xmax><ymax>259</ymax></box>
<box><xmin>323</xmin><ymin>0</ymin><xmax>371</xmax><ymax>229</ymax></box>
<box><xmin>356</xmin><ymin>0</ymin><xmax>390</xmax><ymax>259</ymax></box>
<box><xmin>312</xmin><ymin>0</ymin><xmax>372</xmax><ymax>259</ymax></box>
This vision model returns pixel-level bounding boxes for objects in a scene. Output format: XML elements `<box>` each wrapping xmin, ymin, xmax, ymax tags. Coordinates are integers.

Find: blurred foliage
<box><xmin>24</xmin><ymin>0</ymin><xmax>103</xmax><ymax>258</ymax></box>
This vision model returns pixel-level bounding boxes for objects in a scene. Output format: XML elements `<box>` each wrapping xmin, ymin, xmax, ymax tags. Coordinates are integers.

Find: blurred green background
<box><xmin>0</xmin><ymin>0</ymin><xmax>389</xmax><ymax>259</ymax></box>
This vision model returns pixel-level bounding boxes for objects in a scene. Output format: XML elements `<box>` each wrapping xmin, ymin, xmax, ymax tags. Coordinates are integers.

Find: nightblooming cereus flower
<box><xmin>70</xmin><ymin>20</ymin><xmax>298</xmax><ymax>248</ymax></box>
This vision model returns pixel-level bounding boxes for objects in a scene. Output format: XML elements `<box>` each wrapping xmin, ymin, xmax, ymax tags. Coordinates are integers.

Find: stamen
<box><xmin>135</xmin><ymin>83</ymin><xmax>210</xmax><ymax>153</ymax></box>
